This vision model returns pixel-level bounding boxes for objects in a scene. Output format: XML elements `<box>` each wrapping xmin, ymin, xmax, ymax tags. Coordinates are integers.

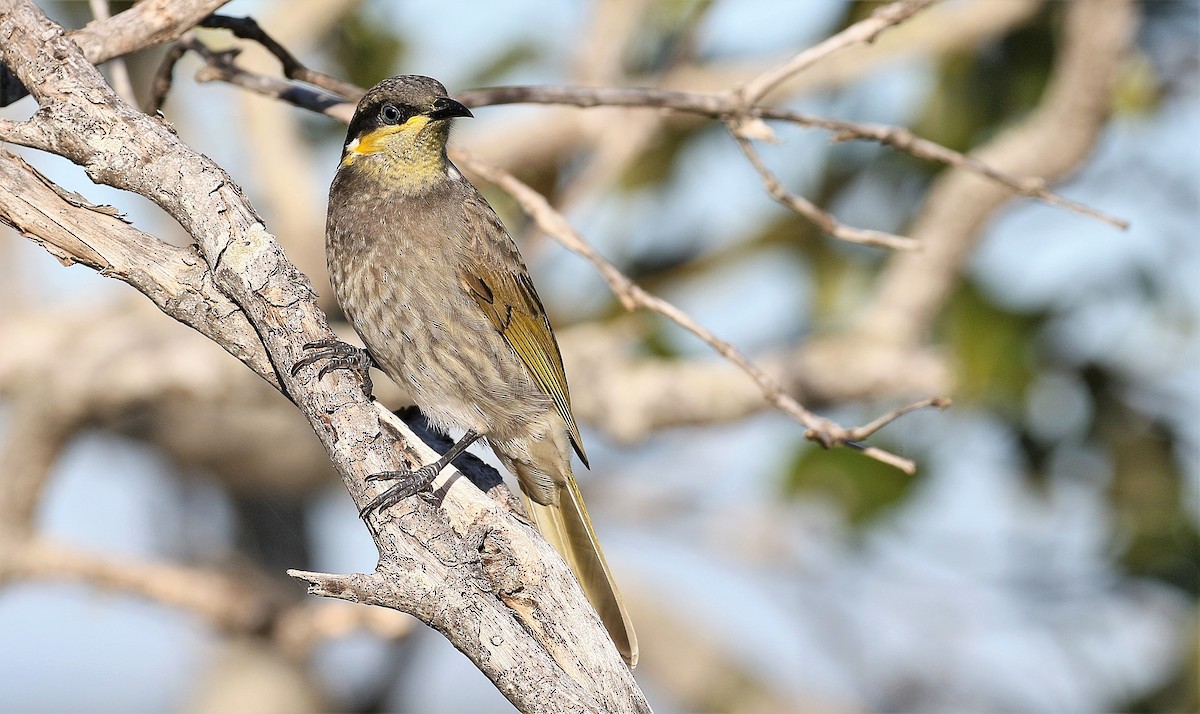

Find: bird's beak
<box><xmin>426</xmin><ymin>97</ymin><xmax>473</xmax><ymax>120</ymax></box>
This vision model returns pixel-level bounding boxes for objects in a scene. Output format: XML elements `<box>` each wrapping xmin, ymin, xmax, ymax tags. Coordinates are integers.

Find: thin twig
<box><xmin>199</xmin><ymin>14</ymin><xmax>360</xmax><ymax>99</ymax></box>
<box><xmin>164</xmin><ymin>18</ymin><xmax>1128</xmax><ymax>236</ymax></box>
<box><xmin>178</xmin><ymin>36</ymin><xmax>351</xmax><ymax>119</ymax></box>
<box><xmin>186</xmin><ymin>37</ymin><xmax>348</xmax><ymax>117</ymax></box>
<box><xmin>454</xmin><ymin>85</ymin><xmax>1128</xmax><ymax>231</ymax></box>
<box><xmin>735</xmin><ymin>0</ymin><xmax>939</xmax><ymax>106</ymax></box>
<box><xmin>732</xmin><ymin>133</ymin><xmax>920</xmax><ymax>250</ymax></box>
<box><xmin>453</xmin><ymin>150</ymin><xmax>920</xmax><ymax>474</ymax></box>
<box><xmin>144</xmin><ymin>36</ymin><xmax>190</xmax><ymax>113</ymax></box>
<box><xmin>844</xmin><ymin>396</ymin><xmax>951</xmax><ymax>441</ymax></box>
<box><xmin>802</xmin><ymin>114</ymin><xmax>1129</xmax><ymax>229</ymax></box>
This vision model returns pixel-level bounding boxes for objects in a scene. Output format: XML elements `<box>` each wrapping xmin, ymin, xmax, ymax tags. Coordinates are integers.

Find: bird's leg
<box><xmin>360</xmin><ymin>429</ymin><xmax>483</xmax><ymax>518</ymax></box>
<box><xmin>291</xmin><ymin>338</ymin><xmax>377</xmax><ymax>397</ymax></box>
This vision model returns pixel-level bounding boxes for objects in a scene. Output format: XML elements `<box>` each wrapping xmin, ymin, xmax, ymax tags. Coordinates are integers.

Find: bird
<box><xmin>291</xmin><ymin>75</ymin><xmax>637</xmax><ymax>667</ymax></box>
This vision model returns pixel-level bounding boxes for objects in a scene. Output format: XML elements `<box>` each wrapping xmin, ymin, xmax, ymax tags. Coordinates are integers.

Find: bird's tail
<box><xmin>521</xmin><ymin>471</ymin><xmax>639</xmax><ymax>668</ymax></box>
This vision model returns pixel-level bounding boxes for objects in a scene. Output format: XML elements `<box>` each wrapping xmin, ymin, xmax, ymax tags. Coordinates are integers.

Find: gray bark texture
<box><xmin>0</xmin><ymin>1</ymin><xmax>649</xmax><ymax>711</ymax></box>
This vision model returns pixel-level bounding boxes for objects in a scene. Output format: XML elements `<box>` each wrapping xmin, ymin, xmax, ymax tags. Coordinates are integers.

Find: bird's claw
<box><xmin>291</xmin><ymin>338</ymin><xmax>375</xmax><ymax>396</ymax></box>
<box><xmin>358</xmin><ymin>464</ymin><xmax>442</xmax><ymax>519</ymax></box>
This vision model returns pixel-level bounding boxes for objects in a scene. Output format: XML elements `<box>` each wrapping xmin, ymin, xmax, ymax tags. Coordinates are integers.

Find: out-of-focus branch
<box><xmin>0</xmin><ymin>534</ymin><xmax>414</xmax><ymax>654</ymax></box>
<box><xmin>1</xmin><ymin>0</ymin><xmax>230</xmax><ymax>106</ymax></box>
<box><xmin>86</xmin><ymin>0</ymin><xmax>136</xmax><ymax>105</ymax></box>
<box><xmin>0</xmin><ymin>150</ymin><xmax>278</xmax><ymax>386</ymax></box>
<box><xmin>732</xmin><ymin>135</ymin><xmax>919</xmax><ymax>250</ymax></box>
<box><xmin>454</xmin><ymin>151</ymin><xmax>928</xmax><ymax>473</ymax></box>
<box><xmin>0</xmin><ymin>303</ymin><xmax>340</xmax><ymax>498</ymax></box>
<box><xmin>3</xmin><ymin>538</ymin><xmax>280</xmax><ymax>629</ymax></box>
<box><xmin>0</xmin><ymin>399</ymin><xmax>72</xmax><ymax>537</ymax></box>
<box><xmin>851</xmin><ymin>0</ymin><xmax>1136</xmax><ymax>349</ymax></box>
<box><xmin>734</xmin><ymin>0</ymin><xmax>938</xmax><ymax>107</ymax></box>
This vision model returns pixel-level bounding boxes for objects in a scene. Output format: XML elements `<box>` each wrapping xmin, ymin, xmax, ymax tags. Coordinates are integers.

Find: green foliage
<box><xmin>939</xmin><ymin>282</ymin><xmax>1042</xmax><ymax>413</ymax></box>
<box><xmin>466</xmin><ymin>43</ymin><xmax>541</xmax><ymax>87</ymax></box>
<box><xmin>617</xmin><ymin>123</ymin><xmax>699</xmax><ymax>191</ymax></box>
<box><xmin>914</xmin><ymin>10</ymin><xmax>1055</xmax><ymax>152</ymax></box>
<box><xmin>328</xmin><ymin>6</ymin><xmax>408</xmax><ymax>91</ymax></box>
<box><xmin>783</xmin><ymin>440</ymin><xmax>916</xmax><ymax>527</ymax></box>
<box><xmin>1105</xmin><ymin>413</ymin><xmax>1200</xmax><ymax>594</ymax></box>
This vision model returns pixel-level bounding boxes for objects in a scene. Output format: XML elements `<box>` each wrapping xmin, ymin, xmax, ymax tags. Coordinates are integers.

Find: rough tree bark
<box><xmin>0</xmin><ymin>1</ymin><xmax>648</xmax><ymax>711</ymax></box>
<box><xmin>0</xmin><ymin>0</ymin><xmax>1131</xmax><ymax>710</ymax></box>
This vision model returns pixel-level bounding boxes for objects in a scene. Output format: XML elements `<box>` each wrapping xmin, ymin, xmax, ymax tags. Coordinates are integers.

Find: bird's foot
<box><xmin>357</xmin><ymin>429</ymin><xmax>483</xmax><ymax>520</ymax></box>
<box><xmin>291</xmin><ymin>338</ymin><xmax>376</xmax><ymax>397</ymax></box>
<box><xmin>358</xmin><ymin>464</ymin><xmax>443</xmax><ymax>519</ymax></box>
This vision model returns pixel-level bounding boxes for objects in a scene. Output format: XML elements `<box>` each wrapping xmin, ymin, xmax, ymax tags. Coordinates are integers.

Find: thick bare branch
<box><xmin>0</xmin><ymin>149</ymin><xmax>278</xmax><ymax>386</ymax></box>
<box><xmin>1</xmin><ymin>0</ymin><xmax>230</xmax><ymax>106</ymax></box>
<box><xmin>0</xmin><ymin>3</ymin><xmax>646</xmax><ymax>710</ymax></box>
<box><xmin>71</xmin><ymin>0</ymin><xmax>231</xmax><ymax>67</ymax></box>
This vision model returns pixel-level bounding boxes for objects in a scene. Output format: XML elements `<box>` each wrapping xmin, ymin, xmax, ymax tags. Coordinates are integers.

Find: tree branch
<box><xmin>166</xmin><ymin>17</ymin><xmax>1126</xmax><ymax>239</ymax></box>
<box><xmin>852</xmin><ymin>0</ymin><xmax>1136</xmax><ymax>349</ymax></box>
<box><xmin>0</xmin><ymin>2</ymin><xmax>646</xmax><ymax>710</ymax></box>
<box><xmin>733</xmin><ymin>0</ymin><xmax>939</xmax><ymax>107</ymax></box>
<box><xmin>0</xmin><ymin>149</ymin><xmax>278</xmax><ymax>386</ymax></box>
<box><xmin>454</xmin><ymin>151</ymin><xmax>921</xmax><ymax>473</ymax></box>
<box><xmin>731</xmin><ymin>134</ymin><xmax>919</xmax><ymax>250</ymax></box>
<box><xmin>1</xmin><ymin>0</ymin><xmax>231</xmax><ymax>106</ymax></box>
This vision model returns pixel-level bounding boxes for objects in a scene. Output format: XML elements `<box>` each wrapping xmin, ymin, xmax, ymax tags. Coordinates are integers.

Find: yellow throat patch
<box><xmin>339</xmin><ymin>115</ymin><xmax>449</xmax><ymax>193</ymax></box>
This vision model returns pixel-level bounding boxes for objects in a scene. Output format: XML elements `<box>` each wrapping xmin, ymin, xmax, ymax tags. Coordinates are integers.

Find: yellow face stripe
<box><xmin>344</xmin><ymin>115</ymin><xmax>431</xmax><ymax>160</ymax></box>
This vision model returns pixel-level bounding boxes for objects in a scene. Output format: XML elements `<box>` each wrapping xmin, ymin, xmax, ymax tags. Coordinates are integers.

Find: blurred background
<box><xmin>0</xmin><ymin>0</ymin><xmax>1197</xmax><ymax>712</ymax></box>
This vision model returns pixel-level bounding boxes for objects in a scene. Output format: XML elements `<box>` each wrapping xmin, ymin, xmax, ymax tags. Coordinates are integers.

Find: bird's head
<box><xmin>339</xmin><ymin>75</ymin><xmax>473</xmax><ymax>187</ymax></box>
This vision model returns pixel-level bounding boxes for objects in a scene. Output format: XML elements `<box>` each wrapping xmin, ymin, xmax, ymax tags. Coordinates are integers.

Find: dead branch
<box><xmin>731</xmin><ymin>134</ymin><xmax>919</xmax><ymax>250</ymax></box>
<box><xmin>0</xmin><ymin>150</ymin><xmax>277</xmax><ymax>385</ymax></box>
<box><xmin>0</xmin><ymin>2</ymin><xmax>646</xmax><ymax>710</ymax></box>
<box><xmin>161</xmin><ymin>22</ymin><xmax>949</xmax><ymax>472</ymax></box>
<box><xmin>733</xmin><ymin>0</ymin><xmax>939</xmax><ymax>107</ymax></box>
<box><xmin>453</xmin><ymin>152</ymin><xmax>921</xmax><ymax>473</ymax></box>
<box><xmin>1</xmin><ymin>0</ymin><xmax>230</xmax><ymax>106</ymax></box>
<box><xmin>852</xmin><ymin>0</ymin><xmax>1136</xmax><ymax>349</ymax></box>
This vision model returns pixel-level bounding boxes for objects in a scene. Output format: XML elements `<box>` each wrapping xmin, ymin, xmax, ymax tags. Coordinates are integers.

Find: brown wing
<box><xmin>460</xmin><ymin>236</ymin><xmax>589</xmax><ymax>468</ymax></box>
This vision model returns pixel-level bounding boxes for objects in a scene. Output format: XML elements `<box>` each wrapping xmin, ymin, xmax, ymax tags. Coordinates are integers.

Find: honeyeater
<box><xmin>293</xmin><ymin>75</ymin><xmax>637</xmax><ymax>666</ymax></box>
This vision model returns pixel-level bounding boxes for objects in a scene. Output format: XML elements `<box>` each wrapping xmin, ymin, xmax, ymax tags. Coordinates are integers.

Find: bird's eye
<box><xmin>379</xmin><ymin>103</ymin><xmax>403</xmax><ymax>124</ymax></box>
